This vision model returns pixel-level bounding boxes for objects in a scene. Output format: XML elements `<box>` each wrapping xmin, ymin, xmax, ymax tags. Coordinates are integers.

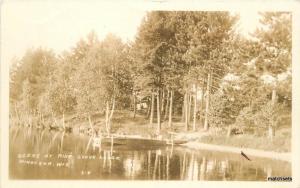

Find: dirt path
<box><xmin>183</xmin><ymin>141</ymin><xmax>291</xmax><ymax>162</ymax></box>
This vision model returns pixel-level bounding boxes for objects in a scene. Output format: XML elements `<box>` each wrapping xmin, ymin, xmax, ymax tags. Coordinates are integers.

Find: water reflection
<box><xmin>9</xmin><ymin>128</ymin><xmax>291</xmax><ymax>180</ymax></box>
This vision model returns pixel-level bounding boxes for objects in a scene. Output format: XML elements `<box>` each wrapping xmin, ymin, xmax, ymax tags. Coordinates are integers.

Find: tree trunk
<box><xmin>182</xmin><ymin>93</ymin><xmax>186</xmax><ymax>122</ymax></box>
<box><xmin>204</xmin><ymin>73</ymin><xmax>211</xmax><ymax>131</ymax></box>
<box><xmin>51</xmin><ymin>110</ymin><xmax>58</xmax><ymax>127</ymax></box>
<box><xmin>268</xmin><ymin>89</ymin><xmax>277</xmax><ymax>140</ymax></box>
<box><xmin>226</xmin><ymin>124</ymin><xmax>232</xmax><ymax>138</ymax></box>
<box><xmin>156</xmin><ymin>90</ymin><xmax>161</xmax><ymax>134</ymax></box>
<box><xmin>164</xmin><ymin>90</ymin><xmax>170</xmax><ymax>120</ymax></box>
<box><xmin>161</xmin><ymin>89</ymin><xmax>165</xmax><ymax>116</ymax></box>
<box><xmin>105</xmin><ymin>101</ymin><xmax>110</xmax><ymax>134</ymax></box>
<box><xmin>88</xmin><ymin>114</ymin><xmax>95</xmax><ymax>135</ymax></box>
<box><xmin>62</xmin><ymin>112</ymin><xmax>65</xmax><ymax>129</ymax></box>
<box><xmin>133</xmin><ymin>92</ymin><xmax>136</xmax><ymax>118</ymax></box>
<box><xmin>168</xmin><ymin>90</ymin><xmax>173</xmax><ymax>128</ymax></box>
<box><xmin>268</xmin><ymin>126</ymin><xmax>274</xmax><ymax>141</ymax></box>
<box><xmin>150</xmin><ymin>92</ymin><xmax>155</xmax><ymax>126</ymax></box>
<box><xmin>188</xmin><ymin>93</ymin><xmax>192</xmax><ymax>124</ymax></box>
<box><xmin>107</xmin><ymin>97</ymin><xmax>116</xmax><ymax>135</ymax></box>
<box><xmin>146</xmin><ymin>98</ymin><xmax>151</xmax><ymax>118</ymax></box>
<box><xmin>193</xmin><ymin>92</ymin><xmax>197</xmax><ymax>131</ymax></box>
<box><xmin>185</xmin><ymin>92</ymin><xmax>189</xmax><ymax>131</ymax></box>
<box><xmin>199</xmin><ymin>81</ymin><xmax>205</xmax><ymax>128</ymax></box>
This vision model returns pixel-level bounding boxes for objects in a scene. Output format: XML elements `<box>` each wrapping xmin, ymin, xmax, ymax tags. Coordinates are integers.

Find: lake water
<box><xmin>9</xmin><ymin>127</ymin><xmax>291</xmax><ymax>180</ymax></box>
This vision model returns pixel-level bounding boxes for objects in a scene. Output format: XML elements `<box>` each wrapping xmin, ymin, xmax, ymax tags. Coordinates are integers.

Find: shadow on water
<box><xmin>9</xmin><ymin>127</ymin><xmax>291</xmax><ymax>180</ymax></box>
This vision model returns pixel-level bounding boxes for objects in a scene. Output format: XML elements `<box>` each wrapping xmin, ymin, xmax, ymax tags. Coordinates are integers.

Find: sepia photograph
<box><xmin>1</xmin><ymin>1</ymin><xmax>299</xmax><ymax>187</ymax></box>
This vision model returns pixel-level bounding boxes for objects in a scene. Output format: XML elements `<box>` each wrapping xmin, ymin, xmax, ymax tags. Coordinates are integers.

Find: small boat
<box><xmin>98</xmin><ymin>136</ymin><xmax>187</xmax><ymax>148</ymax></box>
<box><xmin>170</xmin><ymin>139</ymin><xmax>188</xmax><ymax>145</ymax></box>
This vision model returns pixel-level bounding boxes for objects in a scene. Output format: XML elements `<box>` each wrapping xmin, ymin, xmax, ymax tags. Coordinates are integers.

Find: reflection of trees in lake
<box><xmin>151</xmin><ymin>149</ymin><xmax>171</xmax><ymax>180</ymax></box>
<box><xmin>152</xmin><ymin>150</ymin><xmax>159</xmax><ymax>180</ymax></box>
<box><xmin>186</xmin><ymin>152</ymin><xmax>199</xmax><ymax>180</ymax></box>
<box><xmin>264</xmin><ymin>165</ymin><xmax>272</xmax><ymax>177</ymax></box>
<box><xmin>103</xmin><ymin>150</ymin><xmax>112</xmax><ymax>173</ymax></box>
<box><xmin>200</xmin><ymin>156</ymin><xmax>207</xmax><ymax>180</ymax></box>
<box><xmin>9</xmin><ymin>129</ymin><xmax>291</xmax><ymax>180</ymax></box>
<box><xmin>123</xmin><ymin>151</ymin><xmax>143</xmax><ymax>179</ymax></box>
<box><xmin>147</xmin><ymin>151</ymin><xmax>151</xmax><ymax>178</ymax></box>
<box><xmin>179</xmin><ymin>153</ymin><xmax>234</xmax><ymax>180</ymax></box>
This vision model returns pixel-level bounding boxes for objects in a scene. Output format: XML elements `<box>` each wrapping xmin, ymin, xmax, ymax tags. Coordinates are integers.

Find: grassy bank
<box><xmin>183</xmin><ymin>142</ymin><xmax>291</xmax><ymax>162</ymax></box>
<box><xmin>68</xmin><ymin>110</ymin><xmax>291</xmax><ymax>153</ymax></box>
<box><xmin>199</xmin><ymin>132</ymin><xmax>291</xmax><ymax>153</ymax></box>
<box><xmin>11</xmin><ymin>110</ymin><xmax>291</xmax><ymax>153</ymax></box>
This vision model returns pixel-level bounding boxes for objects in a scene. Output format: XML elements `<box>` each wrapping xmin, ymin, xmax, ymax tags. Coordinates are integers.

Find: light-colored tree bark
<box><xmin>105</xmin><ymin>101</ymin><xmax>110</xmax><ymax>134</ymax></box>
<box><xmin>204</xmin><ymin>73</ymin><xmax>211</xmax><ymax>131</ymax></box>
<box><xmin>88</xmin><ymin>114</ymin><xmax>94</xmax><ymax>134</ymax></box>
<box><xmin>108</xmin><ymin>98</ymin><xmax>115</xmax><ymax>132</ymax></box>
<box><xmin>199</xmin><ymin>81</ymin><xmax>205</xmax><ymax>128</ymax></box>
<box><xmin>133</xmin><ymin>92</ymin><xmax>136</xmax><ymax>118</ymax></box>
<box><xmin>226</xmin><ymin>124</ymin><xmax>232</xmax><ymax>138</ymax></box>
<box><xmin>161</xmin><ymin>89</ymin><xmax>165</xmax><ymax>115</ymax></box>
<box><xmin>188</xmin><ymin>93</ymin><xmax>192</xmax><ymax>123</ymax></box>
<box><xmin>185</xmin><ymin>92</ymin><xmax>189</xmax><ymax>131</ymax></box>
<box><xmin>105</xmin><ymin>97</ymin><xmax>115</xmax><ymax>135</ymax></box>
<box><xmin>193</xmin><ymin>90</ymin><xmax>197</xmax><ymax>131</ymax></box>
<box><xmin>62</xmin><ymin>112</ymin><xmax>65</xmax><ymax>129</ymax></box>
<box><xmin>164</xmin><ymin>89</ymin><xmax>170</xmax><ymax>120</ymax></box>
<box><xmin>168</xmin><ymin>90</ymin><xmax>173</xmax><ymax>128</ymax></box>
<box><xmin>150</xmin><ymin>92</ymin><xmax>155</xmax><ymax>126</ymax></box>
<box><xmin>182</xmin><ymin>92</ymin><xmax>187</xmax><ymax>122</ymax></box>
<box><xmin>156</xmin><ymin>90</ymin><xmax>161</xmax><ymax>134</ymax></box>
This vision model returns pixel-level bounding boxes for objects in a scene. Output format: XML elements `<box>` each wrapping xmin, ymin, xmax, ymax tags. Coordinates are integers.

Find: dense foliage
<box><xmin>10</xmin><ymin>11</ymin><xmax>291</xmax><ymax>138</ymax></box>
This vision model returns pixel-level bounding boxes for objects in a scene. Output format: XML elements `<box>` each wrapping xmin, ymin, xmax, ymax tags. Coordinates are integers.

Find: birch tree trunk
<box><xmin>182</xmin><ymin>93</ymin><xmax>187</xmax><ymax>122</ymax></box>
<box><xmin>185</xmin><ymin>92</ymin><xmax>189</xmax><ymax>131</ymax></box>
<box><xmin>156</xmin><ymin>89</ymin><xmax>161</xmax><ymax>134</ymax></box>
<box><xmin>105</xmin><ymin>101</ymin><xmax>110</xmax><ymax>134</ymax></box>
<box><xmin>204</xmin><ymin>73</ymin><xmax>211</xmax><ymax>131</ymax></box>
<box><xmin>107</xmin><ymin>97</ymin><xmax>116</xmax><ymax>135</ymax></box>
<box><xmin>199</xmin><ymin>81</ymin><xmax>205</xmax><ymax>127</ymax></box>
<box><xmin>161</xmin><ymin>89</ymin><xmax>165</xmax><ymax>116</ymax></box>
<box><xmin>62</xmin><ymin>112</ymin><xmax>65</xmax><ymax>129</ymax></box>
<box><xmin>146</xmin><ymin>101</ymin><xmax>151</xmax><ymax>118</ymax></box>
<box><xmin>193</xmin><ymin>91</ymin><xmax>197</xmax><ymax>131</ymax></box>
<box><xmin>164</xmin><ymin>89</ymin><xmax>170</xmax><ymax>120</ymax></box>
<box><xmin>168</xmin><ymin>90</ymin><xmax>173</xmax><ymax>128</ymax></box>
<box><xmin>226</xmin><ymin>124</ymin><xmax>232</xmax><ymax>138</ymax></box>
<box><xmin>150</xmin><ymin>92</ymin><xmax>155</xmax><ymax>126</ymax></box>
<box><xmin>88</xmin><ymin>114</ymin><xmax>95</xmax><ymax>136</ymax></box>
<box><xmin>133</xmin><ymin>92</ymin><xmax>136</xmax><ymax>118</ymax></box>
<box><xmin>188</xmin><ymin>93</ymin><xmax>192</xmax><ymax>123</ymax></box>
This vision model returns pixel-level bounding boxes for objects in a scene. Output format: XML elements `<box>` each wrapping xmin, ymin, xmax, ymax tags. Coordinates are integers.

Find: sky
<box><xmin>1</xmin><ymin>1</ymin><xmax>261</xmax><ymax>65</ymax></box>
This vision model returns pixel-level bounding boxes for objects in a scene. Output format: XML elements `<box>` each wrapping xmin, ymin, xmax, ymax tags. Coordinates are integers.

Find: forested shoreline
<box><xmin>9</xmin><ymin>11</ymin><xmax>291</xmax><ymax>152</ymax></box>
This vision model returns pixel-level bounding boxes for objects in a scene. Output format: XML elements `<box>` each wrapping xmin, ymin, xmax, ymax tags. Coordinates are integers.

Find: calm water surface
<box><xmin>9</xmin><ymin>127</ymin><xmax>291</xmax><ymax>180</ymax></box>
